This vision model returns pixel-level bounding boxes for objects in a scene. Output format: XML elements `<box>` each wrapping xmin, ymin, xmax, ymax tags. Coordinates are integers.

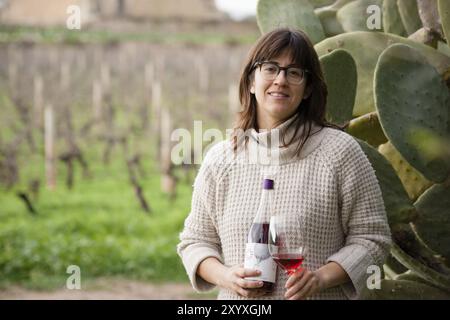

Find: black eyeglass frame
<box><xmin>252</xmin><ymin>61</ymin><xmax>310</xmax><ymax>84</ymax></box>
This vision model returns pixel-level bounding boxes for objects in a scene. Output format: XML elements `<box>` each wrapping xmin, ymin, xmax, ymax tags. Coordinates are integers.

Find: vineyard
<box><xmin>0</xmin><ymin>37</ymin><xmax>251</xmax><ymax>292</ymax></box>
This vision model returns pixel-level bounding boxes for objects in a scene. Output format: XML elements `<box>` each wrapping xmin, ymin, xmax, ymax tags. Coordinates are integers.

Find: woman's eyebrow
<box><xmin>266</xmin><ymin>60</ymin><xmax>302</xmax><ymax>67</ymax></box>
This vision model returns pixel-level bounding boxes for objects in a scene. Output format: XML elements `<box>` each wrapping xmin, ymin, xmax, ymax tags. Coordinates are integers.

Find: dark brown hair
<box><xmin>232</xmin><ymin>27</ymin><xmax>341</xmax><ymax>155</ymax></box>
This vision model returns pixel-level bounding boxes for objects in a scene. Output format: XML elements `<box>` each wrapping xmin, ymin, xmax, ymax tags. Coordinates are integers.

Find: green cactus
<box><xmin>374</xmin><ymin>43</ymin><xmax>450</xmax><ymax>183</ymax></box>
<box><xmin>336</xmin><ymin>0</ymin><xmax>383</xmax><ymax>32</ymax></box>
<box><xmin>256</xmin><ymin>0</ymin><xmax>325</xmax><ymax>44</ymax></box>
<box><xmin>378</xmin><ymin>142</ymin><xmax>433</xmax><ymax>202</ymax></box>
<box><xmin>314</xmin><ymin>0</ymin><xmax>359</xmax><ymax>36</ymax></box>
<box><xmin>356</xmin><ymin>140</ymin><xmax>417</xmax><ymax>225</ymax></box>
<box><xmin>385</xmin><ymin>253</ymin><xmax>408</xmax><ymax>277</ymax></box>
<box><xmin>347</xmin><ymin>112</ymin><xmax>387</xmax><ymax>147</ymax></box>
<box><xmin>315</xmin><ymin>5</ymin><xmax>345</xmax><ymax>37</ymax></box>
<box><xmin>366</xmin><ymin>279</ymin><xmax>450</xmax><ymax>299</ymax></box>
<box><xmin>309</xmin><ymin>0</ymin><xmax>335</xmax><ymax>8</ymax></box>
<box><xmin>438</xmin><ymin>41</ymin><xmax>450</xmax><ymax>57</ymax></box>
<box><xmin>315</xmin><ymin>32</ymin><xmax>450</xmax><ymax>116</ymax></box>
<box><xmin>439</xmin><ymin>0</ymin><xmax>450</xmax><ymax>44</ymax></box>
<box><xmin>397</xmin><ymin>0</ymin><xmax>422</xmax><ymax>35</ymax></box>
<box><xmin>383</xmin><ymin>0</ymin><xmax>407</xmax><ymax>37</ymax></box>
<box><xmin>257</xmin><ymin>0</ymin><xmax>450</xmax><ymax>298</ymax></box>
<box><xmin>390</xmin><ymin>239</ymin><xmax>450</xmax><ymax>292</ymax></box>
<box><xmin>319</xmin><ymin>49</ymin><xmax>356</xmax><ymax>124</ymax></box>
<box><xmin>414</xmin><ymin>184</ymin><xmax>450</xmax><ymax>261</ymax></box>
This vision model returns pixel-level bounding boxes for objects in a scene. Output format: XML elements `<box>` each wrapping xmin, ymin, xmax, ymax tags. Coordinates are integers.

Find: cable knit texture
<box><xmin>177</xmin><ymin>117</ymin><xmax>392</xmax><ymax>300</ymax></box>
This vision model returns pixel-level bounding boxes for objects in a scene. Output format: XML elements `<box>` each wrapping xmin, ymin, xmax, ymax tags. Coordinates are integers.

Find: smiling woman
<box><xmin>177</xmin><ymin>28</ymin><xmax>392</xmax><ymax>300</ymax></box>
<box><xmin>250</xmin><ymin>57</ymin><xmax>309</xmax><ymax>129</ymax></box>
<box><xmin>235</xmin><ymin>28</ymin><xmax>332</xmax><ymax>154</ymax></box>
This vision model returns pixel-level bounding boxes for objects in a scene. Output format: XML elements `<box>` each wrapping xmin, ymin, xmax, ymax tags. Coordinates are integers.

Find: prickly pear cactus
<box><xmin>257</xmin><ymin>0</ymin><xmax>325</xmax><ymax>44</ymax></box>
<box><xmin>396</xmin><ymin>0</ymin><xmax>422</xmax><ymax>35</ymax></box>
<box><xmin>378</xmin><ymin>142</ymin><xmax>433</xmax><ymax>202</ymax></box>
<box><xmin>347</xmin><ymin>112</ymin><xmax>387</xmax><ymax>147</ymax></box>
<box><xmin>319</xmin><ymin>49</ymin><xmax>356</xmax><ymax>124</ymax></box>
<box><xmin>314</xmin><ymin>32</ymin><xmax>450</xmax><ymax>116</ymax></box>
<box><xmin>356</xmin><ymin>140</ymin><xmax>418</xmax><ymax>226</ymax></box>
<box><xmin>440</xmin><ymin>0</ymin><xmax>450</xmax><ymax>43</ymax></box>
<box><xmin>382</xmin><ymin>0</ymin><xmax>407</xmax><ymax>36</ymax></box>
<box><xmin>374</xmin><ymin>43</ymin><xmax>450</xmax><ymax>183</ymax></box>
<box><xmin>336</xmin><ymin>0</ymin><xmax>383</xmax><ymax>32</ymax></box>
<box><xmin>414</xmin><ymin>184</ymin><xmax>450</xmax><ymax>261</ymax></box>
<box><xmin>257</xmin><ymin>0</ymin><xmax>450</xmax><ymax>298</ymax></box>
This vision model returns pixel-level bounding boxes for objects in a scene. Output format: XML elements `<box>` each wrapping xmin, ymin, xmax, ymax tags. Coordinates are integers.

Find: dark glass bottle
<box><xmin>243</xmin><ymin>178</ymin><xmax>277</xmax><ymax>292</ymax></box>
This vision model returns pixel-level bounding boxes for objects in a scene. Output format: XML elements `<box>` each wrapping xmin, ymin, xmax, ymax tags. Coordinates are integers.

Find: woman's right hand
<box><xmin>217</xmin><ymin>264</ymin><xmax>267</xmax><ymax>298</ymax></box>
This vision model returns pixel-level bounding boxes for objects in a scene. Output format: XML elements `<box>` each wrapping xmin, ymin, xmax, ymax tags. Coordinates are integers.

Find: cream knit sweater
<box><xmin>177</xmin><ymin>117</ymin><xmax>392</xmax><ymax>300</ymax></box>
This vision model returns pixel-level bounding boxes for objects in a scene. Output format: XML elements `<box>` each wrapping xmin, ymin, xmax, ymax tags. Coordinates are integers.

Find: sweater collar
<box><xmin>243</xmin><ymin>116</ymin><xmax>326</xmax><ymax>165</ymax></box>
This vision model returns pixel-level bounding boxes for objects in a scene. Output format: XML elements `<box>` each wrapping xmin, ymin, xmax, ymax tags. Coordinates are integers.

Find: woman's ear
<box><xmin>303</xmin><ymin>86</ymin><xmax>312</xmax><ymax>100</ymax></box>
<box><xmin>250</xmin><ymin>81</ymin><xmax>255</xmax><ymax>94</ymax></box>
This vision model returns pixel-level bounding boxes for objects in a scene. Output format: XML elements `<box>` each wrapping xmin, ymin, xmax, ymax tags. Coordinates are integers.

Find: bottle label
<box><xmin>244</xmin><ymin>243</ymin><xmax>277</xmax><ymax>283</ymax></box>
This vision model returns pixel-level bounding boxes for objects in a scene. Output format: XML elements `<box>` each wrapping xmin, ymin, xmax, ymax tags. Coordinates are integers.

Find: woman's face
<box><xmin>250</xmin><ymin>51</ymin><xmax>310</xmax><ymax>128</ymax></box>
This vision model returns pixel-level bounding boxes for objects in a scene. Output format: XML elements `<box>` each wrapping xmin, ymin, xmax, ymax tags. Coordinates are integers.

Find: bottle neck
<box><xmin>253</xmin><ymin>188</ymin><xmax>272</xmax><ymax>223</ymax></box>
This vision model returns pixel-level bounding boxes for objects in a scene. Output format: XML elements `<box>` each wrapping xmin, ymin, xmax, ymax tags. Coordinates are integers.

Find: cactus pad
<box><xmin>256</xmin><ymin>0</ymin><xmax>325</xmax><ymax>44</ymax></box>
<box><xmin>383</xmin><ymin>0</ymin><xmax>407</xmax><ymax>36</ymax></box>
<box><xmin>336</xmin><ymin>0</ymin><xmax>383</xmax><ymax>32</ymax></box>
<box><xmin>378</xmin><ymin>142</ymin><xmax>433</xmax><ymax>201</ymax></box>
<box><xmin>439</xmin><ymin>0</ymin><xmax>450</xmax><ymax>45</ymax></box>
<box><xmin>315</xmin><ymin>6</ymin><xmax>345</xmax><ymax>37</ymax></box>
<box><xmin>391</xmin><ymin>241</ymin><xmax>450</xmax><ymax>292</ymax></box>
<box><xmin>315</xmin><ymin>32</ymin><xmax>450</xmax><ymax>116</ymax></box>
<box><xmin>320</xmin><ymin>49</ymin><xmax>356</xmax><ymax>124</ymax></box>
<box><xmin>397</xmin><ymin>0</ymin><xmax>422</xmax><ymax>35</ymax></box>
<box><xmin>347</xmin><ymin>112</ymin><xmax>387</xmax><ymax>147</ymax></box>
<box><xmin>374</xmin><ymin>44</ymin><xmax>450</xmax><ymax>183</ymax></box>
<box><xmin>367</xmin><ymin>279</ymin><xmax>450</xmax><ymax>299</ymax></box>
<box><xmin>357</xmin><ymin>139</ymin><xmax>417</xmax><ymax>225</ymax></box>
<box><xmin>414</xmin><ymin>184</ymin><xmax>450</xmax><ymax>261</ymax></box>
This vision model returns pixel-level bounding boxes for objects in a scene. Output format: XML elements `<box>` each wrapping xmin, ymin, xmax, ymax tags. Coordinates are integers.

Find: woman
<box><xmin>177</xmin><ymin>28</ymin><xmax>392</xmax><ymax>300</ymax></box>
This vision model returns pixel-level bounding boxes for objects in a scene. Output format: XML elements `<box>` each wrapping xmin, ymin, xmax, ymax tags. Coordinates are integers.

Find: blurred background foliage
<box><xmin>0</xmin><ymin>0</ymin><xmax>257</xmax><ymax>292</ymax></box>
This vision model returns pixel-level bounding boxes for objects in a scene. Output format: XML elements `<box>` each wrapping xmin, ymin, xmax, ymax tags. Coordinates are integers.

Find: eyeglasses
<box><xmin>253</xmin><ymin>61</ymin><xmax>309</xmax><ymax>85</ymax></box>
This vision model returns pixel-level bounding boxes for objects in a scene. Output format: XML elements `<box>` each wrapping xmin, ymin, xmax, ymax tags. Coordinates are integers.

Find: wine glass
<box><xmin>268</xmin><ymin>215</ymin><xmax>306</xmax><ymax>276</ymax></box>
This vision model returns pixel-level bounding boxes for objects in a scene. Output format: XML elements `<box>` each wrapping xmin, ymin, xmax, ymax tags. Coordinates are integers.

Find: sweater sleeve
<box><xmin>176</xmin><ymin>149</ymin><xmax>223</xmax><ymax>292</ymax></box>
<box><xmin>326</xmin><ymin>135</ymin><xmax>392</xmax><ymax>300</ymax></box>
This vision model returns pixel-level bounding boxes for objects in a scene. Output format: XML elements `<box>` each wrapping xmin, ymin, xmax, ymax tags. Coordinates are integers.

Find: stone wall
<box><xmin>0</xmin><ymin>0</ymin><xmax>93</xmax><ymax>26</ymax></box>
<box><xmin>0</xmin><ymin>0</ymin><xmax>227</xmax><ymax>26</ymax></box>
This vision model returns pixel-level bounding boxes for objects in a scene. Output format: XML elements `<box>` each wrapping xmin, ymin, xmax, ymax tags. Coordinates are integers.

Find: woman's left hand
<box><xmin>284</xmin><ymin>268</ymin><xmax>325</xmax><ymax>300</ymax></box>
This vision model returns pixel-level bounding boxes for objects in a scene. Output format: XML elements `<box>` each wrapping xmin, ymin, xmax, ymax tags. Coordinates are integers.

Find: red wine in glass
<box><xmin>268</xmin><ymin>215</ymin><xmax>307</xmax><ymax>277</ymax></box>
<box><xmin>272</xmin><ymin>253</ymin><xmax>304</xmax><ymax>275</ymax></box>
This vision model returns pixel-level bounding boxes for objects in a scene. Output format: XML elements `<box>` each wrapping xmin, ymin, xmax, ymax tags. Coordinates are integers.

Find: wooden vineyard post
<box><xmin>152</xmin><ymin>80</ymin><xmax>162</xmax><ymax>158</ymax></box>
<box><xmin>33</xmin><ymin>74</ymin><xmax>44</xmax><ymax>129</ymax></box>
<box><xmin>101</xmin><ymin>62</ymin><xmax>111</xmax><ymax>93</ymax></box>
<box><xmin>92</xmin><ymin>79</ymin><xmax>103</xmax><ymax>121</ymax></box>
<box><xmin>142</xmin><ymin>61</ymin><xmax>154</xmax><ymax>131</ymax></box>
<box><xmin>160</xmin><ymin>107</ymin><xmax>177</xmax><ymax>199</ymax></box>
<box><xmin>45</xmin><ymin>105</ymin><xmax>56</xmax><ymax>190</ymax></box>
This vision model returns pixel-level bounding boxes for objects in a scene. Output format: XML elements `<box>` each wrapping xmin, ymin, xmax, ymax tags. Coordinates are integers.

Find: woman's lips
<box><xmin>268</xmin><ymin>92</ymin><xmax>290</xmax><ymax>99</ymax></box>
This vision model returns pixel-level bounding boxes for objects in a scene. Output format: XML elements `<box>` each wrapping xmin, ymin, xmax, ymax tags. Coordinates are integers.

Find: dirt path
<box><xmin>0</xmin><ymin>279</ymin><xmax>218</xmax><ymax>300</ymax></box>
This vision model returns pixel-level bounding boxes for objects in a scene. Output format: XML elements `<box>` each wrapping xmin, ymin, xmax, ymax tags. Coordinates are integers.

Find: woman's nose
<box><xmin>273</xmin><ymin>69</ymin><xmax>288</xmax><ymax>85</ymax></box>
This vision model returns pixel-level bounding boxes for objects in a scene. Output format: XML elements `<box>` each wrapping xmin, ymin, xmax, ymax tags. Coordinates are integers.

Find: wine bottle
<box><xmin>243</xmin><ymin>178</ymin><xmax>277</xmax><ymax>292</ymax></box>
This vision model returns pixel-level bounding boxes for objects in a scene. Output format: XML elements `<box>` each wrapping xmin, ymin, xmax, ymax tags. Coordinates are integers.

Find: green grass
<box><xmin>0</xmin><ymin>25</ymin><xmax>258</xmax><ymax>45</ymax></box>
<box><xmin>0</xmin><ymin>145</ymin><xmax>195</xmax><ymax>290</ymax></box>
